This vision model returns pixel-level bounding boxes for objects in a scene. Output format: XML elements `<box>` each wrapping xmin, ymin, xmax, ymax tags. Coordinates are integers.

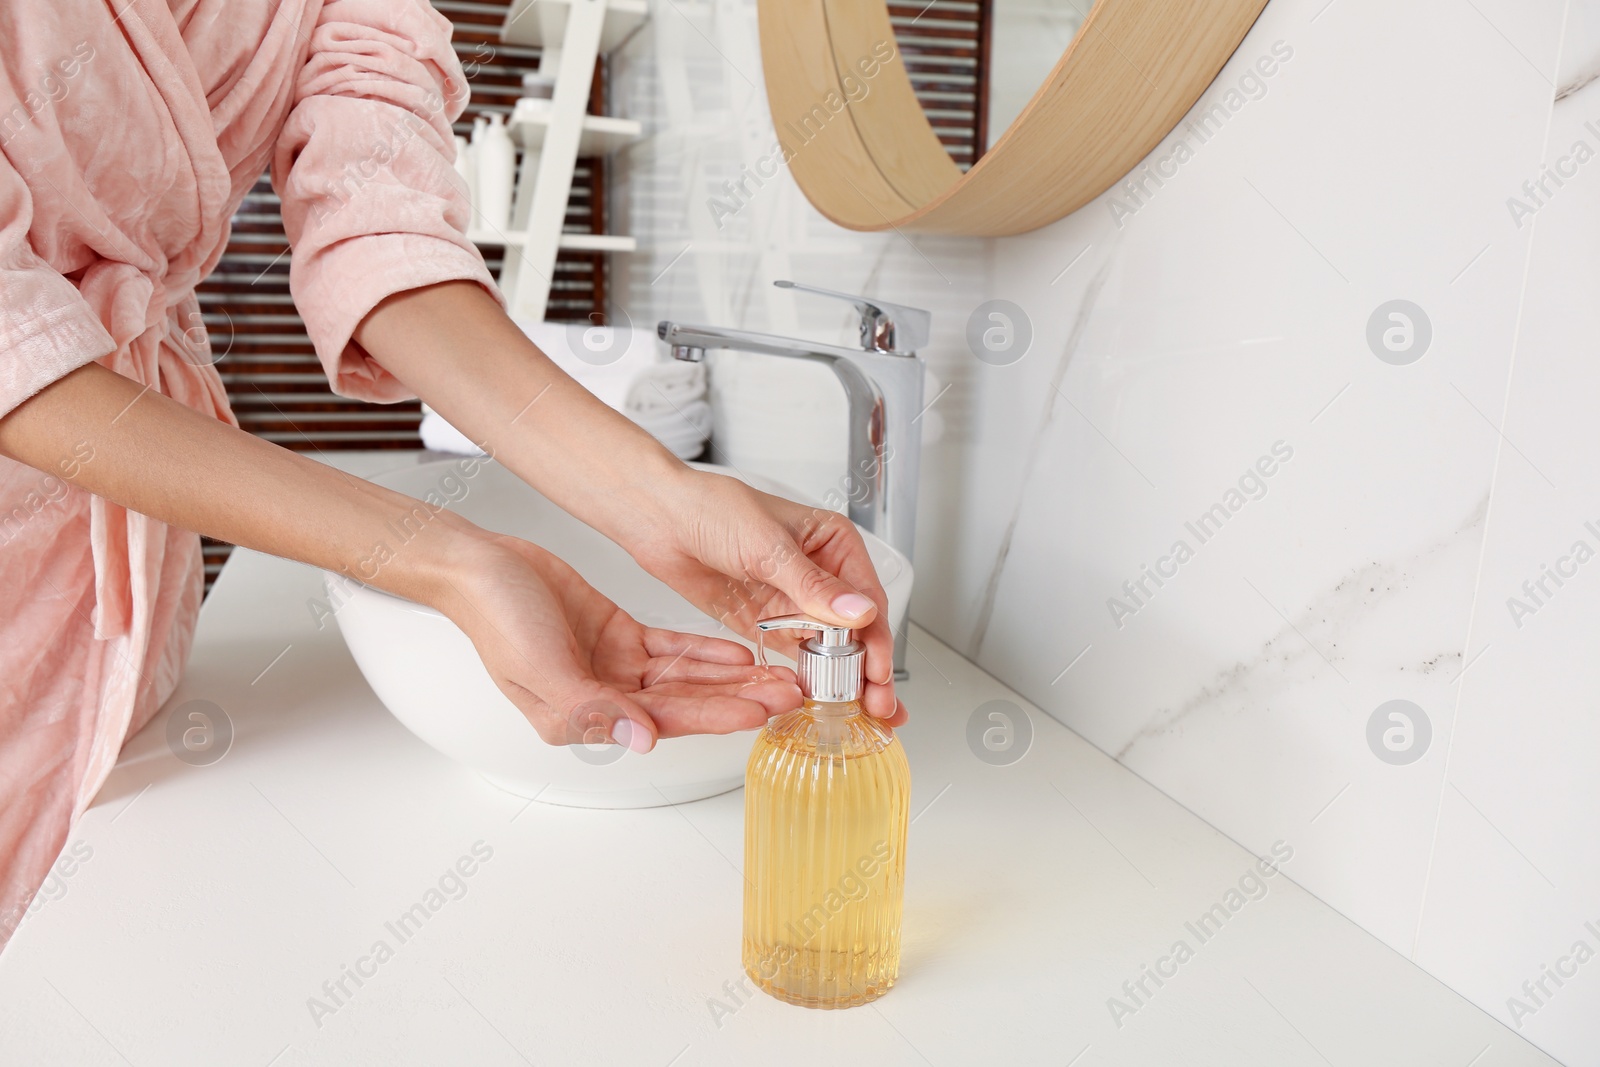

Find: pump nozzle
<box><xmin>755</xmin><ymin>614</ymin><xmax>864</xmax><ymax>702</ymax></box>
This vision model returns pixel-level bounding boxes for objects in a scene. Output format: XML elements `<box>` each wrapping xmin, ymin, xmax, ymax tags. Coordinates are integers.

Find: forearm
<box><xmin>0</xmin><ymin>363</ymin><xmax>481</xmax><ymax>608</ymax></box>
<box><xmin>353</xmin><ymin>281</ymin><xmax>688</xmax><ymax>549</ymax></box>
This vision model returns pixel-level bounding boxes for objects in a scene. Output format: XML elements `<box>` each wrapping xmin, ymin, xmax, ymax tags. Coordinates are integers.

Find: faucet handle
<box><xmin>774</xmin><ymin>280</ymin><xmax>931</xmax><ymax>356</ymax></box>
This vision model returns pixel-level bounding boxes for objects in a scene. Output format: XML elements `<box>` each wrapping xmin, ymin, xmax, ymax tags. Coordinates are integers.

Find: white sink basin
<box><xmin>326</xmin><ymin>457</ymin><xmax>912</xmax><ymax>808</ymax></box>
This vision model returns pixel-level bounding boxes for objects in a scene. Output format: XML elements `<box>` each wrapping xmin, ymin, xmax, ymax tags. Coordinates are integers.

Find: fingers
<box><xmin>500</xmin><ymin>656</ymin><xmax>801</xmax><ymax>753</ymax></box>
<box><xmin>767</xmin><ymin>537</ymin><xmax>881</xmax><ymax>630</ymax></box>
<box><xmin>557</xmin><ymin>671</ymin><xmax>797</xmax><ymax>746</ymax></box>
<box><xmin>857</xmin><ymin>611</ymin><xmax>896</xmax><ymax>698</ymax></box>
<box><xmin>861</xmin><ymin>674</ymin><xmax>899</xmax><ymax>720</ymax></box>
<box><xmin>758</xmin><ymin>514</ymin><xmax>902</xmax><ymax>718</ymax></box>
<box><xmin>656</xmin><ymin>671</ymin><xmax>801</xmax><ymax>712</ymax></box>
<box><xmin>817</xmin><ymin>523</ymin><xmax>897</xmax><ymax>694</ymax></box>
<box><xmin>767</xmin><ymin>511</ymin><xmax>895</xmax><ymax>696</ymax></box>
<box><xmin>579</xmin><ymin>686</ymin><xmax>659</xmax><ymax>753</ymax></box>
<box><xmin>632</xmin><ymin>688</ymin><xmax>787</xmax><ymax>738</ymax></box>
<box><xmin>549</xmin><ymin>690</ymin><xmax>657</xmax><ymax>753</ymax></box>
<box><xmin>827</xmin><ymin>523</ymin><xmax>893</xmax><ymax>616</ymax></box>
<box><xmin>641</xmin><ymin>627</ymin><xmax>754</xmax><ymax>665</ymax></box>
<box><xmin>533</xmin><ymin>632</ymin><xmax>669</xmax><ymax>752</ymax></box>
<box><xmin>768</xmin><ymin>540</ymin><xmax>897</xmax><ymax>697</ymax></box>
<box><xmin>644</xmin><ymin>655</ymin><xmax>797</xmax><ymax>688</ymax></box>
<box><xmin>502</xmin><ymin>664</ymin><xmax>662</xmax><ymax>754</ymax></box>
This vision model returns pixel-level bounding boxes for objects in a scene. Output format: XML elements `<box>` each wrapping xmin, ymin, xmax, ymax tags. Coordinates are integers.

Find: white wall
<box><xmin>610</xmin><ymin>1</ymin><xmax>1600</xmax><ymax>1061</ymax></box>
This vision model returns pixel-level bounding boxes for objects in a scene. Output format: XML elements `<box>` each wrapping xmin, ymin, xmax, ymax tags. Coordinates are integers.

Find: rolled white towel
<box><xmin>634</xmin><ymin>398</ymin><xmax>713</xmax><ymax>460</ymax></box>
<box><xmin>417</xmin><ymin>327</ymin><xmax>713</xmax><ymax>459</ymax></box>
<box><xmin>633</xmin><ymin>397</ymin><xmax>712</xmax><ymax>436</ymax></box>
<box><xmin>511</xmin><ymin>321</ymin><xmax>661</xmax><ymax>412</ymax></box>
<box><xmin>625</xmin><ymin>361</ymin><xmax>706</xmax><ymax>416</ymax></box>
<box><xmin>419</xmin><ymin>404</ymin><xmax>485</xmax><ymax>455</ymax></box>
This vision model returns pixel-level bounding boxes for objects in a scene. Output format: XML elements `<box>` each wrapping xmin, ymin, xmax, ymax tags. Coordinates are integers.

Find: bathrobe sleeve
<box><xmin>0</xmin><ymin>152</ymin><xmax>117</xmax><ymax>420</ymax></box>
<box><xmin>272</xmin><ymin>0</ymin><xmax>502</xmax><ymax>403</ymax></box>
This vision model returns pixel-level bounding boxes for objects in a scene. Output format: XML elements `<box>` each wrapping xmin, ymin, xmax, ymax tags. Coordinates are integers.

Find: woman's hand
<box><xmin>350</xmin><ymin>283</ymin><xmax>905</xmax><ymax>726</ymax></box>
<box><xmin>435</xmin><ymin>533</ymin><xmax>803</xmax><ymax>753</ymax></box>
<box><xmin>624</xmin><ymin>469</ymin><xmax>907</xmax><ymax>726</ymax></box>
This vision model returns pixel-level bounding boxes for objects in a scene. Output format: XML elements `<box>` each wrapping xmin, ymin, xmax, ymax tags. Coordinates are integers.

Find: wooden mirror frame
<box><xmin>757</xmin><ymin>0</ymin><xmax>1270</xmax><ymax>235</ymax></box>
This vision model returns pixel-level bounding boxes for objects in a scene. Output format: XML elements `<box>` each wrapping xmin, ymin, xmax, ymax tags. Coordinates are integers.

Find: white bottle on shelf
<box><xmin>452</xmin><ymin>134</ymin><xmax>475</xmax><ymax>219</ymax></box>
<box><xmin>474</xmin><ymin>112</ymin><xmax>516</xmax><ymax>232</ymax></box>
<box><xmin>467</xmin><ymin>116</ymin><xmax>489</xmax><ymax>228</ymax></box>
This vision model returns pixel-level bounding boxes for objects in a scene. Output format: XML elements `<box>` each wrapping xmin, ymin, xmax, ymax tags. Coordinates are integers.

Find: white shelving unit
<box><xmin>465</xmin><ymin>229</ymin><xmax>638</xmax><ymax>252</ymax></box>
<box><xmin>501</xmin><ymin>0</ymin><xmax>648</xmax><ymax>51</ymax></box>
<box><xmin>486</xmin><ymin>0</ymin><xmax>646</xmax><ymax>320</ymax></box>
<box><xmin>507</xmin><ymin>102</ymin><xmax>642</xmax><ymax>156</ymax></box>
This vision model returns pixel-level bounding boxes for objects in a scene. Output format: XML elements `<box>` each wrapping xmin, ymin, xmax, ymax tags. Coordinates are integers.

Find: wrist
<box><xmin>593</xmin><ymin>445</ymin><xmax>700</xmax><ymax>554</ymax></box>
<box><xmin>422</xmin><ymin>518</ymin><xmax>518</xmax><ymax>624</ymax></box>
<box><xmin>341</xmin><ymin>494</ymin><xmax>498</xmax><ymax>617</ymax></box>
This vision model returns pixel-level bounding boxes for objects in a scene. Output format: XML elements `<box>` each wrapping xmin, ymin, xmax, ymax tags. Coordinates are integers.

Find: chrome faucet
<box><xmin>659</xmin><ymin>280</ymin><xmax>929</xmax><ymax>680</ymax></box>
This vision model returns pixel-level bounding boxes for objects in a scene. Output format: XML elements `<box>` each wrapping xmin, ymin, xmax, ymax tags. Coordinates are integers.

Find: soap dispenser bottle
<box><xmin>743</xmin><ymin>615</ymin><xmax>911</xmax><ymax>1009</ymax></box>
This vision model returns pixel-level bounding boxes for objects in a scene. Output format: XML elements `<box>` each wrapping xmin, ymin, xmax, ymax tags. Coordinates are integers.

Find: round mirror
<box><xmin>757</xmin><ymin>0</ymin><xmax>1269</xmax><ymax>235</ymax></box>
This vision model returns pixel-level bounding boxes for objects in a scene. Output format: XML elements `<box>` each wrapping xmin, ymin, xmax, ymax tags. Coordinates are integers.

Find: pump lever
<box><xmin>754</xmin><ymin>614</ymin><xmax>860</xmax><ymax>669</ymax></box>
<box><xmin>755</xmin><ymin>614</ymin><xmax>852</xmax><ymax>645</ymax></box>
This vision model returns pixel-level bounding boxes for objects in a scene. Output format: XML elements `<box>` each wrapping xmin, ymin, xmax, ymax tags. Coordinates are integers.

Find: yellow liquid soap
<box><xmin>742</xmin><ymin>697</ymin><xmax>911</xmax><ymax>1008</ymax></box>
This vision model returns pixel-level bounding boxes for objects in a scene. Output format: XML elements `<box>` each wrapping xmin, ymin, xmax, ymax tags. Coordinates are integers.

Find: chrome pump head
<box><xmin>755</xmin><ymin>614</ymin><xmax>864</xmax><ymax>703</ymax></box>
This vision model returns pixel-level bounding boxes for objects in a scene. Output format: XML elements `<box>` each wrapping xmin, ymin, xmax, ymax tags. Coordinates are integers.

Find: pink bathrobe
<box><xmin>0</xmin><ymin>0</ymin><xmax>496</xmax><ymax>946</ymax></box>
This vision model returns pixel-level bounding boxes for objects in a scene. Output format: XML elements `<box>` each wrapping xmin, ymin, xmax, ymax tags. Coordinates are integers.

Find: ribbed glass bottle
<box><xmin>742</xmin><ymin>698</ymin><xmax>911</xmax><ymax>1008</ymax></box>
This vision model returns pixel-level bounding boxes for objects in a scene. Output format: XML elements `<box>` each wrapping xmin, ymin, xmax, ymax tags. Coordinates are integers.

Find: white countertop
<box><xmin>0</xmin><ymin>455</ymin><xmax>1560</xmax><ymax>1067</ymax></box>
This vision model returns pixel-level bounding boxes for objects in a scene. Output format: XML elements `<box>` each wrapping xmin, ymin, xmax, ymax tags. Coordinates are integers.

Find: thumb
<box><xmin>770</xmin><ymin>550</ymin><xmax>879</xmax><ymax>629</ymax></box>
<box><xmin>564</xmin><ymin>690</ymin><xmax>658</xmax><ymax>754</ymax></box>
<box><xmin>534</xmin><ymin>652</ymin><xmax>658</xmax><ymax>753</ymax></box>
